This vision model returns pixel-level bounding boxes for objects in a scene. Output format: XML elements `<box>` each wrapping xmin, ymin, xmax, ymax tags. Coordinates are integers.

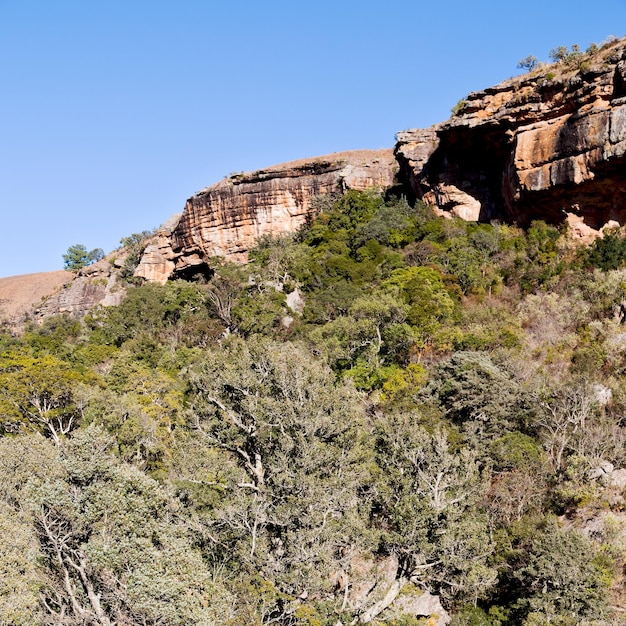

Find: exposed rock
<box><xmin>0</xmin><ymin>270</ymin><xmax>74</xmax><ymax>328</ymax></box>
<box><xmin>589</xmin><ymin>460</ymin><xmax>615</xmax><ymax>482</ymax></box>
<box><xmin>395</xmin><ymin>38</ymin><xmax>626</xmax><ymax>237</ymax></box>
<box><xmin>133</xmin><ymin>215</ymin><xmax>182</xmax><ymax>285</ymax></box>
<box><xmin>610</xmin><ymin>468</ymin><xmax>626</xmax><ymax>490</ymax></box>
<box><xmin>286</xmin><ymin>287</ymin><xmax>305</xmax><ymax>315</ymax></box>
<box><xmin>34</xmin><ymin>257</ymin><xmax>125</xmax><ymax>319</ymax></box>
<box><xmin>135</xmin><ymin>150</ymin><xmax>398</xmax><ymax>281</ymax></box>
<box><xmin>392</xmin><ymin>591</ymin><xmax>450</xmax><ymax>625</ymax></box>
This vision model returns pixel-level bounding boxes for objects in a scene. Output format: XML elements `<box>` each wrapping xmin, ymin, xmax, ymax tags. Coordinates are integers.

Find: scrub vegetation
<box><xmin>2</xmin><ymin>190</ymin><xmax>626</xmax><ymax>625</ymax></box>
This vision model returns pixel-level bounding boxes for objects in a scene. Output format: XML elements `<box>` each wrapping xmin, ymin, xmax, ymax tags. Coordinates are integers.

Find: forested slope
<box><xmin>1</xmin><ymin>190</ymin><xmax>626</xmax><ymax>625</ymax></box>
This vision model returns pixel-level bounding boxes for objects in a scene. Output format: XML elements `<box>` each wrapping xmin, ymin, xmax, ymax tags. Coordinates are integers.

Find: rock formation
<box><xmin>11</xmin><ymin>39</ymin><xmax>626</xmax><ymax>319</ymax></box>
<box><xmin>0</xmin><ymin>271</ymin><xmax>74</xmax><ymax>328</ymax></box>
<box><xmin>395</xmin><ymin>38</ymin><xmax>626</xmax><ymax>236</ymax></box>
<box><xmin>134</xmin><ymin>150</ymin><xmax>398</xmax><ymax>283</ymax></box>
<box><xmin>33</xmin><ymin>257</ymin><xmax>125</xmax><ymax>320</ymax></box>
<box><xmin>136</xmin><ymin>38</ymin><xmax>626</xmax><ymax>286</ymax></box>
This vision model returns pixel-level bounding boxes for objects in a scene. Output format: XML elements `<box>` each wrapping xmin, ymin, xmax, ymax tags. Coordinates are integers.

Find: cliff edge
<box><xmin>395</xmin><ymin>37</ymin><xmax>626</xmax><ymax>239</ymax></box>
<box><xmin>135</xmin><ymin>149</ymin><xmax>398</xmax><ymax>283</ymax></box>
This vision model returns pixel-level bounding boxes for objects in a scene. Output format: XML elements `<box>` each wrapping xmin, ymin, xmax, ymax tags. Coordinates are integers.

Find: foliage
<box><xmin>517</xmin><ymin>56</ymin><xmax>538</xmax><ymax>72</ymax></box>
<box><xmin>0</xmin><ymin>350</ymin><xmax>96</xmax><ymax>441</ymax></box>
<box><xmin>424</xmin><ymin>351</ymin><xmax>526</xmax><ymax>442</ymax></box>
<box><xmin>3</xmin><ymin>189</ymin><xmax>626</xmax><ymax>623</ymax></box>
<box><xmin>0</xmin><ymin>428</ymin><xmax>235</xmax><ymax>625</ymax></box>
<box><xmin>586</xmin><ymin>228</ymin><xmax>626</xmax><ymax>271</ymax></box>
<box><xmin>510</xmin><ymin>518</ymin><xmax>610</xmax><ymax>622</ymax></box>
<box><xmin>62</xmin><ymin>243</ymin><xmax>104</xmax><ymax>271</ymax></box>
<box><xmin>452</xmin><ymin>99</ymin><xmax>468</xmax><ymax>116</ymax></box>
<box><xmin>374</xmin><ymin>414</ymin><xmax>496</xmax><ymax>604</ymax></box>
<box><xmin>118</xmin><ymin>229</ymin><xmax>155</xmax><ymax>280</ymax></box>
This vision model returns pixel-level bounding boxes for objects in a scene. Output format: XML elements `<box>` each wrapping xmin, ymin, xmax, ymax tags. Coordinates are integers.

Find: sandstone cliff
<box><xmin>395</xmin><ymin>37</ymin><xmax>626</xmax><ymax>239</ymax></box>
<box><xmin>12</xmin><ymin>39</ymin><xmax>626</xmax><ymax>320</ymax></box>
<box><xmin>135</xmin><ymin>150</ymin><xmax>398</xmax><ymax>283</ymax></box>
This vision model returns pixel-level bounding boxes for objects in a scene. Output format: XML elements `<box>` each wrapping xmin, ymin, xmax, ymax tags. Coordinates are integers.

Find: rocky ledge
<box><xmin>395</xmin><ymin>37</ymin><xmax>626</xmax><ymax>240</ymax></box>
<box><xmin>135</xmin><ymin>149</ymin><xmax>398</xmax><ymax>283</ymax></box>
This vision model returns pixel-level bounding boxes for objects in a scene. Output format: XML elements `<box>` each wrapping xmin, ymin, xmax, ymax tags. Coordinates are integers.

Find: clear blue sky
<box><xmin>1</xmin><ymin>0</ymin><xmax>625</xmax><ymax>277</ymax></box>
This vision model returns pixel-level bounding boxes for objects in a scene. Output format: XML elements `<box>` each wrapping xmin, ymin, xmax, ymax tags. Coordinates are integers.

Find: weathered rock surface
<box><xmin>12</xmin><ymin>41</ymin><xmax>626</xmax><ymax>318</ymax></box>
<box><xmin>33</xmin><ymin>257</ymin><xmax>125</xmax><ymax>319</ymax></box>
<box><xmin>395</xmin><ymin>38</ymin><xmax>626</xmax><ymax>235</ymax></box>
<box><xmin>135</xmin><ymin>150</ymin><xmax>398</xmax><ymax>282</ymax></box>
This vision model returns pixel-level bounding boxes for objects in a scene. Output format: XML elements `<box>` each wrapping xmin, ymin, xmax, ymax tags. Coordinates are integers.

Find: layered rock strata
<box><xmin>135</xmin><ymin>150</ymin><xmax>398</xmax><ymax>283</ymax></box>
<box><xmin>395</xmin><ymin>38</ymin><xmax>626</xmax><ymax>234</ymax></box>
<box><xmin>0</xmin><ymin>260</ymin><xmax>124</xmax><ymax>328</ymax></box>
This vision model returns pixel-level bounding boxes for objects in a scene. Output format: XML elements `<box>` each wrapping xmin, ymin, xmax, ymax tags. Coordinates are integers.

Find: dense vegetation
<box><xmin>2</xmin><ymin>190</ymin><xmax>626</xmax><ymax>625</ymax></box>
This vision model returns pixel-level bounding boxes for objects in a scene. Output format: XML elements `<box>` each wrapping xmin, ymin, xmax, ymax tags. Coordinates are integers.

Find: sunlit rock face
<box><xmin>138</xmin><ymin>39</ymin><xmax>626</xmax><ymax>285</ymax></box>
<box><xmin>395</xmin><ymin>38</ymin><xmax>626</xmax><ymax>238</ymax></box>
<box><xmin>135</xmin><ymin>150</ymin><xmax>398</xmax><ymax>282</ymax></box>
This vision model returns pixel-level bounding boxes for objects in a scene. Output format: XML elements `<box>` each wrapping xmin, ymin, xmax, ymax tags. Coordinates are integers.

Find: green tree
<box><xmin>549</xmin><ymin>46</ymin><xmax>569</xmax><ymax>63</ymax></box>
<box><xmin>372</xmin><ymin>413</ymin><xmax>496</xmax><ymax>620</ymax></box>
<box><xmin>425</xmin><ymin>351</ymin><xmax>525</xmax><ymax>442</ymax></box>
<box><xmin>0</xmin><ymin>351</ymin><xmax>95</xmax><ymax>442</ymax></box>
<box><xmin>62</xmin><ymin>244</ymin><xmax>104</xmax><ymax>271</ymax></box>
<box><xmin>0</xmin><ymin>427</ymin><xmax>235</xmax><ymax>626</ymax></box>
<box><xmin>179</xmin><ymin>336</ymin><xmax>372</xmax><ymax>620</ymax></box>
<box><xmin>0</xmin><ymin>502</ymin><xmax>44</xmax><ymax>625</ymax></box>
<box><xmin>62</xmin><ymin>244</ymin><xmax>90</xmax><ymax>271</ymax></box>
<box><xmin>517</xmin><ymin>55</ymin><xmax>539</xmax><ymax>72</ymax></box>
<box><xmin>511</xmin><ymin>519</ymin><xmax>610</xmax><ymax>623</ymax></box>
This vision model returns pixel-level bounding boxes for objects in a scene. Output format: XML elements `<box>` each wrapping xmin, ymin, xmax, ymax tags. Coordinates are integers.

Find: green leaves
<box><xmin>0</xmin><ymin>426</ymin><xmax>235</xmax><ymax>625</ymax></box>
<box><xmin>0</xmin><ymin>350</ymin><xmax>95</xmax><ymax>441</ymax></box>
<box><xmin>62</xmin><ymin>244</ymin><xmax>104</xmax><ymax>271</ymax></box>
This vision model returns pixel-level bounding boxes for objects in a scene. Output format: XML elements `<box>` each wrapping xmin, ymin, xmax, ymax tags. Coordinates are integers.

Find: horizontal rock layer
<box><xmin>135</xmin><ymin>150</ymin><xmax>398</xmax><ymax>283</ymax></box>
<box><xmin>395</xmin><ymin>38</ymin><xmax>626</xmax><ymax>234</ymax></box>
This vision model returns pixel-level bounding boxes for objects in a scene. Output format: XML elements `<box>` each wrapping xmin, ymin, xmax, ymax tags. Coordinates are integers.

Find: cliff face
<box><xmin>18</xmin><ymin>40</ymin><xmax>626</xmax><ymax>319</ymax></box>
<box><xmin>135</xmin><ymin>150</ymin><xmax>398</xmax><ymax>283</ymax></box>
<box><xmin>138</xmin><ymin>40</ymin><xmax>626</xmax><ymax>287</ymax></box>
<box><xmin>395</xmin><ymin>38</ymin><xmax>626</xmax><ymax>238</ymax></box>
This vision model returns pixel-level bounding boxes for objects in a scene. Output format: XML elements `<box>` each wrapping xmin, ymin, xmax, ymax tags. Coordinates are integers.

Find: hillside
<box><xmin>2</xmin><ymin>189</ymin><xmax>626</xmax><ymax>624</ymax></box>
<box><xmin>0</xmin><ymin>271</ymin><xmax>72</xmax><ymax>325</ymax></box>
<box><xmin>8</xmin><ymin>38</ymin><xmax>626</xmax><ymax>320</ymax></box>
<box><xmin>2</xmin><ymin>39</ymin><xmax>626</xmax><ymax>626</ymax></box>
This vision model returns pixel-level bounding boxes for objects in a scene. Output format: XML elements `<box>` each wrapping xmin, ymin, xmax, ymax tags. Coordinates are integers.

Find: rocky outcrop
<box><xmin>395</xmin><ymin>38</ymin><xmax>626</xmax><ymax>235</ymax></box>
<box><xmin>135</xmin><ymin>150</ymin><xmax>398</xmax><ymax>282</ymax></box>
<box><xmin>0</xmin><ymin>271</ymin><xmax>74</xmax><ymax>327</ymax></box>
<box><xmin>0</xmin><ymin>261</ymin><xmax>124</xmax><ymax>328</ymax></box>
<box><xmin>33</xmin><ymin>257</ymin><xmax>125</xmax><ymax>319</ymax></box>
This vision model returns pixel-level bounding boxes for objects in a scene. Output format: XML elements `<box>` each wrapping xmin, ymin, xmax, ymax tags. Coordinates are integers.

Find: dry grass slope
<box><xmin>0</xmin><ymin>271</ymin><xmax>73</xmax><ymax>322</ymax></box>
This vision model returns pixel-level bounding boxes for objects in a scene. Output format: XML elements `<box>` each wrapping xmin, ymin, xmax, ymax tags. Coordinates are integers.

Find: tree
<box><xmin>372</xmin><ymin>413</ymin><xmax>496</xmax><ymax>620</ymax></box>
<box><xmin>62</xmin><ymin>244</ymin><xmax>105</xmax><ymax>271</ymax></box>
<box><xmin>517</xmin><ymin>55</ymin><xmax>538</xmax><ymax>72</ymax></box>
<box><xmin>425</xmin><ymin>351</ymin><xmax>525</xmax><ymax>442</ymax></box>
<box><xmin>549</xmin><ymin>46</ymin><xmax>569</xmax><ymax>63</ymax></box>
<box><xmin>0</xmin><ymin>502</ymin><xmax>44</xmax><ymax>625</ymax></box>
<box><xmin>179</xmin><ymin>336</ymin><xmax>372</xmax><ymax>620</ymax></box>
<box><xmin>511</xmin><ymin>518</ymin><xmax>610</xmax><ymax>623</ymax></box>
<box><xmin>62</xmin><ymin>244</ymin><xmax>90</xmax><ymax>271</ymax></box>
<box><xmin>0</xmin><ymin>351</ymin><xmax>94</xmax><ymax>442</ymax></box>
<box><xmin>0</xmin><ymin>427</ymin><xmax>236</xmax><ymax>626</ymax></box>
